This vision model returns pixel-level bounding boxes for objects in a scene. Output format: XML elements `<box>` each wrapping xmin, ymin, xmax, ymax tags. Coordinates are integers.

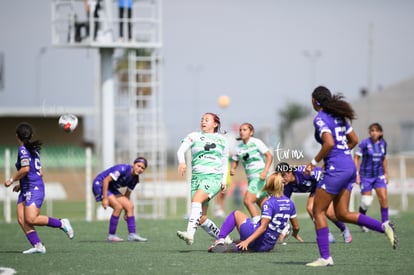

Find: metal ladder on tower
<box><xmin>51</xmin><ymin>0</ymin><xmax>166</xmax><ymax>219</ymax></box>
<box><xmin>109</xmin><ymin>0</ymin><xmax>166</xmax><ymax>219</ymax></box>
<box><xmin>127</xmin><ymin>49</ymin><xmax>166</xmax><ymax>219</ymax></box>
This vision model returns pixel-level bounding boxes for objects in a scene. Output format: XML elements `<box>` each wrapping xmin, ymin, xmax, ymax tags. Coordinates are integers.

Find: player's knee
<box><xmin>360</xmin><ymin>195</ymin><xmax>373</xmax><ymax>210</ymax></box>
<box><xmin>306</xmin><ymin>205</ymin><xmax>313</xmax><ymax>216</ymax></box>
<box><xmin>17</xmin><ymin>216</ymin><xmax>25</xmax><ymax>226</ymax></box>
<box><xmin>24</xmin><ymin>215</ymin><xmax>37</xmax><ymax>225</ymax></box>
<box><xmin>243</xmin><ymin>196</ymin><xmax>254</xmax><ymax>205</ymax></box>
<box><xmin>111</xmin><ymin>205</ymin><xmax>123</xmax><ymax>214</ymax></box>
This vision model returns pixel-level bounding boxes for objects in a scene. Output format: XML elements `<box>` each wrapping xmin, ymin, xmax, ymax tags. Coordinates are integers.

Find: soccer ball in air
<box><xmin>59</xmin><ymin>114</ymin><xmax>78</xmax><ymax>133</ymax></box>
<box><xmin>218</xmin><ymin>95</ymin><xmax>230</xmax><ymax>109</ymax></box>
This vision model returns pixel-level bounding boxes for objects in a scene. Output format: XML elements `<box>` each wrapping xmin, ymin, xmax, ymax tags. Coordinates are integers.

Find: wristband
<box><xmin>9</xmin><ymin>177</ymin><xmax>14</xmax><ymax>183</ymax></box>
<box><xmin>311</xmin><ymin>159</ymin><xmax>318</xmax><ymax>166</ymax></box>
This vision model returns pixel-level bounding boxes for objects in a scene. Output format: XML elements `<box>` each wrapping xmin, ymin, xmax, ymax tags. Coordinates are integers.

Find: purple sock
<box><xmin>357</xmin><ymin>214</ymin><xmax>384</xmax><ymax>232</ymax></box>
<box><xmin>26</xmin><ymin>231</ymin><xmax>42</xmax><ymax>246</ymax></box>
<box><xmin>380</xmin><ymin>207</ymin><xmax>389</xmax><ymax>222</ymax></box>
<box><xmin>333</xmin><ymin>220</ymin><xmax>346</xmax><ymax>232</ymax></box>
<box><xmin>126</xmin><ymin>216</ymin><xmax>136</xmax><ymax>234</ymax></box>
<box><xmin>316</xmin><ymin>227</ymin><xmax>330</xmax><ymax>259</ymax></box>
<box><xmin>47</xmin><ymin>217</ymin><xmax>62</xmax><ymax>228</ymax></box>
<box><xmin>218</xmin><ymin>211</ymin><xmax>236</xmax><ymax>239</ymax></box>
<box><xmin>109</xmin><ymin>215</ymin><xmax>120</xmax><ymax>235</ymax></box>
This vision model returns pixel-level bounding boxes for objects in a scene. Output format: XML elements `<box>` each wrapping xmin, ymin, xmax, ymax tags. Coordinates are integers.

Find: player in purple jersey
<box><xmin>92</xmin><ymin>157</ymin><xmax>148</xmax><ymax>242</ymax></box>
<box><xmin>208</xmin><ymin>172</ymin><xmax>303</xmax><ymax>253</ymax></box>
<box><xmin>354</xmin><ymin>123</ymin><xmax>389</xmax><ymax>232</ymax></box>
<box><xmin>276</xmin><ymin>162</ymin><xmax>352</xmax><ymax>244</ymax></box>
<box><xmin>305</xmin><ymin>86</ymin><xmax>397</xmax><ymax>267</ymax></box>
<box><xmin>3</xmin><ymin>122</ymin><xmax>74</xmax><ymax>254</ymax></box>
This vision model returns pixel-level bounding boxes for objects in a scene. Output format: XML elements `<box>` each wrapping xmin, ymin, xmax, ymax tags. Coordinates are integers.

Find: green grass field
<box><xmin>1</xmin><ymin>200</ymin><xmax>413</xmax><ymax>275</ymax></box>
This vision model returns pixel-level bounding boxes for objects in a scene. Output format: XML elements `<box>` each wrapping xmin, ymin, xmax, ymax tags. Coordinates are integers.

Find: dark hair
<box><xmin>236</xmin><ymin>122</ymin><xmax>254</xmax><ymax>141</ymax></box>
<box><xmin>16</xmin><ymin>122</ymin><xmax>42</xmax><ymax>154</ymax></box>
<box><xmin>134</xmin><ymin>156</ymin><xmax>148</xmax><ymax>168</ymax></box>
<box><xmin>204</xmin><ymin>112</ymin><xmax>226</xmax><ymax>134</ymax></box>
<box><xmin>369</xmin><ymin>122</ymin><xmax>384</xmax><ymax>140</ymax></box>
<box><xmin>312</xmin><ymin>86</ymin><xmax>356</xmax><ymax>121</ymax></box>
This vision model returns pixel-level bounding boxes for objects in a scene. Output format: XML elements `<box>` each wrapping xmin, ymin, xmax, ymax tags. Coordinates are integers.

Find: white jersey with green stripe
<box><xmin>232</xmin><ymin>137</ymin><xmax>269</xmax><ymax>180</ymax></box>
<box><xmin>177</xmin><ymin>131</ymin><xmax>229</xmax><ymax>181</ymax></box>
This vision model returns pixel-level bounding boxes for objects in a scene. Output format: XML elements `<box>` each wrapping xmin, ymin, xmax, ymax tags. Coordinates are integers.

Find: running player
<box><xmin>305</xmin><ymin>86</ymin><xmax>397</xmax><ymax>267</ymax></box>
<box><xmin>354</xmin><ymin>122</ymin><xmax>389</xmax><ymax>231</ymax></box>
<box><xmin>4</xmin><ymin>122</ymin><xmax>74</xmax><ymax>254</ymax></box>
<box><xmin>230</xmin><ymin>122</ymin><xmax>273</xmax><ymax>223</ymax></box>
<box><xmin>176</xmin><ymin>112</ymin><xmax>231</xmax><ymax>245</ymax></box>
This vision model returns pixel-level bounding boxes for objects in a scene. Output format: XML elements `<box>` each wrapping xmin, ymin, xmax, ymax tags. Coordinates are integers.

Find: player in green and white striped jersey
<box><xmin>230</xmin><ymin>123</ymin><xmax>273</xmax><ymax>223</ymax></box>
<box><xmin>176</xmin><ymin>113</ymin><xmax>230</xmax><ymax>246</ymax></box>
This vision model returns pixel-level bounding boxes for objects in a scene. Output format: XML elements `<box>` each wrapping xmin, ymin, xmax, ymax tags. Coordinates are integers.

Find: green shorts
<box><xmin>248</xmin><ymin>177</ymin><xmax>267</xmax><ymax>200</ymax></box>
<box><xmin>191</xmin><ymin>174</ymin><xmax>223</xmax><ymax>205</ymax></box>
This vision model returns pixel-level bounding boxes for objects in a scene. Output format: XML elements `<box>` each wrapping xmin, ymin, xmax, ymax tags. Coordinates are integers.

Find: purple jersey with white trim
<box><xmin>283</xmin><ymin>165</ymin><xmax>323</xmax><ymax>198</ymax></box>
<box><xmin>15</xmin><ymin>145</ymin><xmax>44</xmax><ymax>192</ymax></box>
<box><xmin>250</xmin><ymin>195</ymin><xmax>297</xmax><ymax>252</ymax></box>
<box><xmin>356</xmin><ymin>138</ymin><xmax>387</xmax><ymax>177</ymax></box>
<box><xmin>313</xmin><ymin>111</ymin><xmax>354</xmax><ymax>169</ymax></box>
<box><xmin>94</xmin><ymin>164</ymin><xmax>139</xmax><ymax>191</ymax></box>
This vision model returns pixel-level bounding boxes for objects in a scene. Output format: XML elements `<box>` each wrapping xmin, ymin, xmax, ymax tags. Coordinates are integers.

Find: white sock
<box><xmin>200</xmin><ymin>218</ymin><xmax>220</xmax><ymax>239</ymax></box>
<box><xmin>186</xmin><ymin>202</ymin><xmax>202</xmax><ymax>237</ymax></box>
<box><xmin>252</xmin><ymin>216</ymin><xmax>261</xmax><ymax>224</ymax></box>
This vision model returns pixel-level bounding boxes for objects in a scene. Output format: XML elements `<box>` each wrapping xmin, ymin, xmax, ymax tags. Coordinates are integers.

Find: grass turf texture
<box><xmin>1</xmin><ymin>212</ymin><xmax>413</xmax><ymax>275</ymax></box>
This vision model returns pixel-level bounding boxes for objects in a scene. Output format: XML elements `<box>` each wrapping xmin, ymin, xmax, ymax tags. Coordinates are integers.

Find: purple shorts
<box><xmin>92</xmin><ymin>181</ymin><xmax>121</xmax><ymax>202</ymax></box>
<box><xmin>318</xmin><ymin>166</ymin><xmax>356</xmax><ymax>195</ymax></box>
<box><xmin>239</xmin><ymin>219</ymin><xmax>273</xmax><ymax>252</ymax></box>
<box><xmin>17</xmin><ymin>188</ymin><xmax>45</xmax><ymax>208</ymax></box>
<box><xmin>360</xmin><ymin>175</ymin><xmax>387</xmax><ymax>193</ymax></box>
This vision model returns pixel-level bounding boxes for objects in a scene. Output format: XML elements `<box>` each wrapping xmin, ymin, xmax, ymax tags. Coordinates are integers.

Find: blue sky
<box><xmin>1</xmin><ymin>0</ymin><xmax>414</xmax><ymax>149</ymax></box>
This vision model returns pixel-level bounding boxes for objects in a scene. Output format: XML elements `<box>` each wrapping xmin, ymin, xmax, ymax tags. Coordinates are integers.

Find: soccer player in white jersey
<box><xmin>176</xmin><ymin>112</ymin><xmax>230</xmax><ymax>245</ymax></box>
<box><xmin>230</xmin><ymin>123</ymin><xmax>273</xmax><ymax>223</ymax></box>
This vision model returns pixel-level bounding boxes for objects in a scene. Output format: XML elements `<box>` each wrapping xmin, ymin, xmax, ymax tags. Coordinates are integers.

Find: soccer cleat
<box><xmin>60</xmin><ymin>218</ymin><xmax>74</xmax><ymax>239</ymax></box>
<box><xmin>306</xmin><ymin>257</ymin><xmax>334</xmax><ymax>267</ymax></box>
<box><xmin>328</xmin><ymin>231</ymin><xmax>335</xmax><ymax>243</ymax></box>
<box><xmin>382</xmin><ymin>221</ymin><xmax>398</xmax><ymax>249</ymax></box>
<box><xmin>209</xmin><ymin>242</ymin><xmax>238</xmax><ymax>253</ymax></box>
<box><xmin>176</xmin><ymin>231</ymin><xmax>194</xmax><ymax>245</ymax></box>
<box><xmin>107</xmin><ymin>234</ymin><xmax>124</xmax><ymax>242</ymax></box>
<box><xmin>208</xmin><ymin>238</ymin><xmax>225</xmax><ymax>251</ymax></box>
<box><xmin>128</xmin><ymin>233</ymin><xmax>147</xmax><ymax>242</ymax></box>
<box><xmin>361</xmin><ymin>226</ymin><xmax>370</xmax><ymax>233</ymax></box>
<box><xmin>22</xmin><ymin>243</ymin><xmax>46</xmax><ymax>254</ymax></box>
<box><xmin>342</xmin><ymin>226</ymin><xmax>352</xmax><ymax>243</ymax></box>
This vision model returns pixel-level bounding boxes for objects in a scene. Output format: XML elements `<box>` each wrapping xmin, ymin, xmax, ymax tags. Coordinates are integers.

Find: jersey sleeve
<box><xmin>260</xmin><ymin>200</ymin><xmax>273</xmax><ymax>220</ymax></box>
<box><xmin>254</xmin><ymin>138</ymin><xmax>270</xmax><ymax>154</ymax></box>
<box><xmin>313</xmin><ymin>114</ymin><xmax>331</xmax><ymax>139</ymax></box>
<box><xmin>177</xmin><ymin>132</ymin><xmax>196</xmax><ymax>163</ymax></box>
<box><xmin>18</xmin><ymin>145</ymin><xmax>31</xmax><ymax>167</ymax></box>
